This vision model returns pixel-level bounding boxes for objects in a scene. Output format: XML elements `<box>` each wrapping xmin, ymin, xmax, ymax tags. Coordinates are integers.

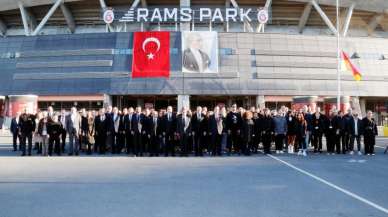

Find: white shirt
<box><xmin>354</xmin><ymin>118</ymin><xmax>358</xmax><ymax>135</ymax></box>
<box><xmin>71</xmin><ymin>114</ymin><xmax>75</xmax><ymax>124</ymax></box>
<box><xmin>61</xmin><ymin>115</ymin><xmax>66</xmax><ymax>127</ymax></box>
<box><xmin>190</xmin><ymin>48</ymin><xmax>204</xmax><ymax>73</ymax></box>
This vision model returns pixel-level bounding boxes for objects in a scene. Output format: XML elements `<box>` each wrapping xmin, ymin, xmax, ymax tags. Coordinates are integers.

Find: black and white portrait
<box><xmin>182</xmin><ymin>31</ymin><xmax>219</xmax><ymax>73</ymax></box>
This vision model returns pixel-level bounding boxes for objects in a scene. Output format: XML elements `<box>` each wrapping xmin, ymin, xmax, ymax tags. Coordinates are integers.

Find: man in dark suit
<box><xmin>131</xmin><ymin>106</ymin><xmax>144</xmax><ymax>156</ymax></box>
<box><xmin>348</xmin><ymin>112</ymin><xmax>363</xmax><ymax>155</ymax></box>
<box><xmin>94</xmin><ymin>109</ymin><xmax>107</xmax><ymax>154</ymax></box>
<box><xmin>176</xmin><ymin>107</ymin><xmax>191</xmax><ymax>156</ymax></box>
<box><xmin>10</xmin><ymin>112</ymin><xmax>21</xmax><ymax>151</ymax></box>
<box><xmin>183</xmin><ymin>33</ymin><xmax>211</xmax><ymax>73</ymax></box>
<box><xmin>124</xmin><ymin>107</ymin><xmax>134</xmax><ymax>155</ymax></box>
<box><xmin>59</xmin><ymin>109</ymin><xmax>67</xmax><ymax>152</ymax></box>
<box><xmin>110</xmin><ymin>107</ymin><xmax>121</xmax><ymax>154</ymax></box>
<box><xmin>311</xmin><ymin>108</ymin><xmax>325</xmax><ymax>153</ymax></box>
<box><xmin>150</xmin><ymin>110</ymin><xmax>161</xmax><ymax>156</ymax></box>
<box><xmin>342</xmin><ymin>108</ymin><xmax>353</xmax><ymax>153</ymax></box>
<box><xmin>141</xmin><ymin>108</ymin><xmax>153</xmax><ymax>156</ymax></box>
<box><xmin>324</xmin><ymin>111</ymin><xmax>338</xmax><ymax>154</ymax></box>
<box><xmin>226</xmin><ymin>104</ymin><xmax>243</xmax><ymax>154</ymax></box>
<box><xmin>19</xmin><ymin>108</ymin><xmax>36</xmax><ymax>156</ymax></box>
<box><xmin>191</xmin><ymin>106</ymin><xmax>207</xmax><ymax>156</ymax></box>
<box><xmin>118</xmin><ymin>108</ymin><xmax>127</xmax><ymax>154</ymax></box>
<box><xmin>65</xmin><ymin>107</ymin><xmax>81</xmax><ymax>156</ymax></box>
<box><xmin>160</xmin><ymin>106</ymin><xmax>176</xmax><ymax>156</ymax></box>
<box><xmin>208</xmin><ymin>106</ymin><xmax>225</xmax><ymax>156</ymax></box>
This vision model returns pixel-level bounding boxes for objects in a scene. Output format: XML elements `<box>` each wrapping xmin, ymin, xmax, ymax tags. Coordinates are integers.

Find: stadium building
<box><xmin>0</xmin><ymin>0</ymin><xmax>387</xmax><ymax>125</ymax></box>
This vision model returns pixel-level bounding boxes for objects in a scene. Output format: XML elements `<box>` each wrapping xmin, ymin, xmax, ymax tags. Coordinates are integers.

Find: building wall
<box><xmin>0</xmin><ymin>32</ymin><xmax>387</xmax><ymax>96</ymax></box>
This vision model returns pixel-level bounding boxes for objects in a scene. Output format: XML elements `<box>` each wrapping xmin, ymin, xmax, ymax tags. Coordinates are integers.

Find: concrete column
<box><xmin>227</xmin><ymin>98</ymin><xmax>233</xmax><ymax>108</ymax></box>
<box><xmin>359</xmin><ymin>98</ymin><xmax>366</xmax><ymax>118</ymax></box>
<box><xmin>136</xmin><ymin>98</ymin><xmax>144</xmax><ymax>108</ymax></box>
<box><xmin>178</xmin><ymin>95</ymin><xmax>190</xmax><ymax>113</ymax></box>
<box><xmin>256</xmin><ymin>95</ymin><xmax>265</xmax><ymax>109</ymax></box>
<box><xmin>180</xmin><ymin>0</ymin><xmax>190</xmax><ymax>31</ymax></box>
<box><xmin>103</xmin><ymin>94</ymin><xmax>112</xmax><ymax>108</ymax></box>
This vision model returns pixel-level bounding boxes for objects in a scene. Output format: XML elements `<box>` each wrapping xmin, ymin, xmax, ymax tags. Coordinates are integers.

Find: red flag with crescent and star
<box><xmin>131</xmin><ymin>31</ymin><xmax>170</xmax><ymax>78</ymax></box>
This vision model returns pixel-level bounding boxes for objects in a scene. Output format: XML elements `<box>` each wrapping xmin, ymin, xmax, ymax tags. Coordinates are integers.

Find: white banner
<box><xmin>182</xmin><ymin>31</ymin><xmax>219</xmax><ymax>73</ymax></box>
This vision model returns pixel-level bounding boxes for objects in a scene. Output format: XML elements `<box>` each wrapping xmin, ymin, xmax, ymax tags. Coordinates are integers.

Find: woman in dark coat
<box><xmin>286</xmin><ymin>110</ymin><xmax>298</xmax><ymax>152</ymax></box>
<box><xmin>48</xmin><ymin>115</ymin><xmax>63</xmax><ymax>156</ymax></box>
<box><xmin>362</xmin><ymin>110</ymin><xmax>378</xmax><ymax>155</ymax></box>
<box><xmin>242</xmin><ymin>111</ymin><xmax>255</xmax><ymax>156</ymax></box>
<box><xmin>86</xmin><ymin>111</ymin><xmax>95</xmax><ymax>155</ymax></box>
<box><xmin>296</xmin><ymin>112</ymin><xmax>308</xmax><ymax>156</ymax></box>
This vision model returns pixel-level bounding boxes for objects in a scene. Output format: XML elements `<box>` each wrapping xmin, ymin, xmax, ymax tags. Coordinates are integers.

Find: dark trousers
<box><xmin>262</xmin><ymin>132</ymin><xmax>272</xmax><ymax>154</ymax></box>
<box><xmin>125</xmin><ymin>132</ymin><xmax>134</xmax><ymax>154</ymax></box>
<box><xmin>133</xmin><ymin>132</ymin><xmax>142</xmax><ymax>156</ymax></box>
<box><xmin>112</xmin><ymin>132</ymin><xmax>119</xmax><ymax>154</ymax></box>
<box><xmin>252</xmin><ymin>134</ymin><xmax>260</xmax><ymax>153</ymax></box>
<box><xmin>227</xmin><ymin>131</ymin><xmax>241</xmax><ymax>154</ymax></box>
<box><xmin>350</xmin><ymin>135</ymin><xmax>361</xmax><ymax>152</ymax></box>
<box><xmin>364</xmin><ymin>134</ymin><xmax>375</xmax><ymax>154</ymax></box>
<box><xmin>193</xmin><ymin>132</ymin><xmax>203</xmax><ymax>156</ymax></box>
<box><xmin>142</xmin><ymin>133</ymin><xmax>151</xmax><ymax>155</ymax></box>
<box><xmin>179</xmin><ymin>133</ymin><xmax>189</xmax><ymax>156</ymax></box>
<box><xmin>12</xmin><ymin>133</ymin><xmax>20</xmax><ymax>151</ymax></box>
<box><xmin>150</xmin><ymin>135</ymin><xmax>160</xmax><ymax>156</ymax></box>
<box><xmin>49</xmin><ymin>135</ymin><xmax>61</xmax><ymax>155</ymax></box>
<box><xmin>97</xmin><ymin>134</ymin><xmax>106</xmax><ymax>154</ymax></box>
<box><xmin>93</xmin><ymin>135</ymin><xmax>98</xmax><ymax>153</ymax></box>
<box><xmin>343</xmin><ymin>133</ymin><xmax>351</xmax><ymax>153</ymax></box>
<box><xmin>60</xmin><ymin>129</ymin><xmax>67</xmax><ymax>151</ymax></box>
<box><xmin>211</xmin><ymin>133</ymin><xmax>222</xmax><ymax>156</ymax></box>
<box><xmin>334</xmin><ymin>134</ymin><xmax>342</xmax><ymax>154</ymax></box>
<box><xmin>326</xmin><ymin>133</ymin><xmax>336</xmax><ymax>153</ymax></box>
<box><xmin>275</xmin><ymin>134</ymin><xmax>285</xmax><ymax>151</ymax></box>
<box><xmin>164</xmin><ymin>134</ymin><xmax>175</xmax><ymax>156</ymax></box>
<box><xmin>20</xmin><ymin>133</ymin><xmax>32</xmax><ymax>155</ymax></box>
<box><xmin>312</xmin><ymin>133</ymin><xmax>323</xmax><ymax>152</ymax></box>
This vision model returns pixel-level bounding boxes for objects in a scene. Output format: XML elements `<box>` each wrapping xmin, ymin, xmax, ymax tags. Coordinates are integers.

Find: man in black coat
<box><xmin>324</xmin><ymin>111</ymin><xmax>338</xmax><ymax>154</ymax></box>
<box><xmin>191</xmin><ymin>106</ymin><xmax>207</xmax><ymax>156</ymax></box>
<box><xmin>19</xmin><ymin>109</ymin><xmax>36</xmax><ymax>156</ymax></box>
<box><xmin>208</xmin><ymin>106</ymin><xmax>225</xmax><ymax>156</ymax></box>
<box><xmin>261</xmin><ymin>109</ymin><xmax>274</xmax><ymax>154</ymax></box>
<box><xmin>311</xmin><ymin>108</ymin><xmax>325</xmax><ymax>153</ymax></box>
<box><xmin>94</xmin><ymin>109</ymin><xmax>108</xmax><ymax>154</ymax></box>
<box><xmin>141</xmin><ymin>108</ymin><xmax>153</xmax><ymax>156</ymax></box>
<box><xmin>176</xmin><ymin>107</ymin><xmax>191</xmax><ymax>156</ymax></box>
<box><xmin>348</xmin><ymin>112</ymin><xmax>363</xmax><ymax>155</ymax></box>
<box><xmin>59</xmin><ymin>109</ymin><xmax>67</xmax><ymax>152</ymax></box>
<box><xmin>10</xmin><ymin>112</ymin><xmax>21</xmax><ymax>151</ymax></box>
<box><xmin>362</xmin><ymin>111</ymin><xmax>378</xmax><ymax>155</ymax></box>
<box><xmin>150</xmin><ymin>110</ymin><xmax>161</xmax><ymax>156</ymax></box>
<box><xmin>131</xmin><ymin>106</ymin><xmax>144</xmax><ymax>156</ymax></box>
<box><xmin>226</xmin><ymin>104</ymin><xmax>243</xmax><ymax>154</ymax></box>
<box><xmin>342</xmin><ymin>108</ymin><xmax>353</xmax><ymax>153</ymax></box>
<box><xmin>160</xmin><ymin>106</ymin><xmax>176</xmax><ymax>156</ymax></box>
<box><xmin>124</xmin><ymin>107</ymin><xmax>134</xmax><ymax>155</ymax></box>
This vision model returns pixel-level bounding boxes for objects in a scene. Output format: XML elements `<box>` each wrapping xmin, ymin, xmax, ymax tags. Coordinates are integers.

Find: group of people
<box><xmin>10</xmin><ymin>103</ymin><xmax>380</xmax><ymax>157</ymax></box>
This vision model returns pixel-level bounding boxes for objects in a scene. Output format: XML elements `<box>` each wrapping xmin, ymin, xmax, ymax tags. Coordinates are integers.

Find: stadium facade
<box><xmin>0</xmin><ymin>0</ymin><xmax>387</xmax><ymax>125</ymax></box>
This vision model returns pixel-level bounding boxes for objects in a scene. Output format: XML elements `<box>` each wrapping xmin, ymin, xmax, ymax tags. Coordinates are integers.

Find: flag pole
<box><xmin>336</xmin><ymin>0</ymin><xmax>341</xmax><ymax>111</ymax></box>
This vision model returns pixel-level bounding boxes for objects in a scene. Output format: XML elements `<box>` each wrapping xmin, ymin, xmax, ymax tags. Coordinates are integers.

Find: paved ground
<box><xmin>0</xmin><ymin>131</ymin><xmax>387</xmax><ymax>217</ymax></box>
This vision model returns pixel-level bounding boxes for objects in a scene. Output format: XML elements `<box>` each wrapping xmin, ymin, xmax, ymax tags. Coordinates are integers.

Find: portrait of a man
<box><xmin>182</xmin><ymin>31</ymin><xmax>218</xmax><ymax>73</ymax></box>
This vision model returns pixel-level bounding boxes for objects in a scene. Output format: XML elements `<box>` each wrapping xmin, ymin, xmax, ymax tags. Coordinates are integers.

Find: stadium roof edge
<box><xmin>0</xmin><ymin>0</ymin><xmax>387</xmax><ymax>13</ymax></box>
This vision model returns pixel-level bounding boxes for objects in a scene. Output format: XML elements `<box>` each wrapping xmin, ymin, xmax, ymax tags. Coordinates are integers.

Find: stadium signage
<box><xmin>112</xmin><ymin>7</ymin><xmax>266</xmax><ymax>23</ymax></box>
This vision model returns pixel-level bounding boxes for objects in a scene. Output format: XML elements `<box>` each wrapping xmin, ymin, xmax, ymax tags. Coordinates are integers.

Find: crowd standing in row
<box><xmin>10</xmin><ymin>104</ymin><xmax>380</xmax><ymax>157</ymax></box>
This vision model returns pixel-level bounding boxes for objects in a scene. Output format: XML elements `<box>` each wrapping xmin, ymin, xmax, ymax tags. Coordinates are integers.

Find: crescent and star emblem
<box><xmin>142</xmin><ymin>37</ymin><xmax>160</xmax><ymax>60</ymax></box>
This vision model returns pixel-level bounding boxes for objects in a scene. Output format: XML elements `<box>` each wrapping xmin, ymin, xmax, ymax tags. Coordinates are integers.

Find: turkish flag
<box><xmin>132</xmin><ymin>31</ymin><xmax>170</xmax><ymax>78</ymax></box>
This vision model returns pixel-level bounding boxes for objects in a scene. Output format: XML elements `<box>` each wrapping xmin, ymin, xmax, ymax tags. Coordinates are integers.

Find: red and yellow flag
<box><xmin>341</xmin><ymin>51</ymin><xmax>362</xmax><ymax>81</ymax></box>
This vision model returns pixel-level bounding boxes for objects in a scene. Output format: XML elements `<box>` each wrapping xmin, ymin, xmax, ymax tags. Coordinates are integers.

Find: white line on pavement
<box><xmin>265</xmin><ymin>153</ymin><xmax>388</xmax><ymax>215</ymax></box>
<box><xmin>375</xmin><ymin>146</ymin><xmax>385</xmax><ymax>149</ymax></box>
